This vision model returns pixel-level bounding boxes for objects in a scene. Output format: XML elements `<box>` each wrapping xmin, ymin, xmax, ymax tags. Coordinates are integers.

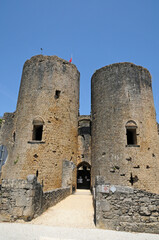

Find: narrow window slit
<box><xmin>13</xmin><ymin>131</ymin><xmax>16</xmax><ymax>142</ymax></box>
<box><xmin>55</xmin><ymin>90</ymin><xmax>61</xmax><ymax>99</ymax></box>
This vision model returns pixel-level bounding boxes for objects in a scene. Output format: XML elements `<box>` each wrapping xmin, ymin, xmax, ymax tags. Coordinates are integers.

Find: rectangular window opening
<box><xmin>55</xmin><ymin>90</ymin><xmax>61</xmax><ymax>99</ymax></box>
<box><xmin>127</xmin><ymin>128</ymin><xmax>137</xmax><ymax>145</ymax></box>
<box><xmin>32</xmin><ymin>125</ymin><xmax>43</xmax><ymax>141</ymax></box>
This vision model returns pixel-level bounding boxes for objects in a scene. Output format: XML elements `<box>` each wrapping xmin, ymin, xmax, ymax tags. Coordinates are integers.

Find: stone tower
<box><xmin>1</xmin><ymin>55</ymin><xmax>80</xmax><ymax>191</ymax></box>
<box><xmin>91</xmin><ymin>62</ymin><xmax>159</xmax><ymax>193</ymax></box>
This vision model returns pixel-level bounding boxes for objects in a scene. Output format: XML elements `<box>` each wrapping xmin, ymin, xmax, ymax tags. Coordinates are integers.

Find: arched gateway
<box><xmin>77</xmin><ymin>161</ymin><xmax>91</xmax><ymax>189</ymax></box>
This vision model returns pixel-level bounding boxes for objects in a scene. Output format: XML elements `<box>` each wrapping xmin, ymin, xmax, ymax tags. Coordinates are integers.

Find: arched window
<box><xmin>125</xmin><ymin>120</ymin><xmax>137</xmax><ymax>145</ymax></box>
<box><xmin>32</xmin><ymin>117</ymin><xmax>44</xmax><ymax>141</ymax></box>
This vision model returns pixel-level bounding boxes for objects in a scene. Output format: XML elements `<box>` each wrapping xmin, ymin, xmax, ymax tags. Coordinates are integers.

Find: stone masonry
<box><xmin>0</xmin><ymin>57</ymin><xmax>159</xmax><ymax>233</ymax></box>
<box><xmin>0</xmin><ymin>175</ymin><xmax>70</xmax><ymax>222</ymax></box>
<box><xmin>0</xmin><ymin>113</ymin><xmax>15</xmax><ymax>176</ymax></box>
<box><xmin>62</xmin><ymin>159</ymin><xmax>76</xmax><ymax>190</ymax></box>
<box><xmin>77</xmin><ymin>115</ymin><xmax>91</xmax><ymax>166</ymax></box>
<box><xmin>95</xmin><ymin>176</ymin><xmax>159</xmax><ymax>233</ymax></box>
<box><xmin>91</xmin><ymin>62</ymin><xmax>159</xmax><ymax>193</ymax></box>
<box><xmin>0</xmin><ymin>55</ymin><xmax>80</xmax><ymax>191</ymax></box>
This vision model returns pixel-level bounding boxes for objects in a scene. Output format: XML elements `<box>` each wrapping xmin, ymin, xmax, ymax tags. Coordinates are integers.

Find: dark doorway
<box><xmin>77</xmin><ymin>162</ymin><xmax>91</xmax><ymax>189</ymax></box>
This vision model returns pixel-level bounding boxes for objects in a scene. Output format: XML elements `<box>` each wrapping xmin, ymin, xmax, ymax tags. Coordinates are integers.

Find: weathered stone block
<box><xmin>27</xmin><ymin>175</ymin><xmax>36</xmax><ymax>183</ymax></box>
<box><xmin>23</xmin><ymin>205</ymin><xmax>34</xmax><ymax>219</ymax></box>
<box><xmin>120</xmin><ymin>216</ymin><xmax>132</xmax><ymax>222</ymax></box>
<box><xmin>139</xmin><ymin>206</ymin><xmax>151</xmax><ymax>216</ymax></box>
<box><xmin>148</xmin><ymin>205</ymin><xmax>157</xmax><ymax>211</ymax></box>
<box><xmin>100</xmin><ymin>200</ymin><xmax>111</xmax><ymax>212</ymax></box>
<box><xmin>12</xmin><ymin>207</ymin><xmax>23</xmax><ymax>217</ymax></box>
<box><xmin>151</xmin><ymin>211</ymin><xmax>159</xmax><ymax>217</ymax></box>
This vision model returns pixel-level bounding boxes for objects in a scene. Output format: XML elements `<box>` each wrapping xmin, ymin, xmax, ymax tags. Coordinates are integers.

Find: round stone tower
<box><xmin>91</xmin><ymin>62</ymin><xmax>159</xmax><ymax>193</ymax></box>
<box><xmin>2</xmin><ymin>55</ymin><xmax>80</xmax><ymax>191</ymax></box>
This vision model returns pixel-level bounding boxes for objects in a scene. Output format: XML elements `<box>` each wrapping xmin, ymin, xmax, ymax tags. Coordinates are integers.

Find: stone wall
<box><xmin>95</xmin><ymin>176</ymin><xmax>159</xmax><ymax>233</ymax></box>
<box><xmin>0</xmin><ymin>175</ymin><xmax>40</xmax><ymax>221</ymax></box>
<box><xmin>0</xmin><ymin>113</ymin><xmax>15</xmax><ymax>149</ymax></box>
<box><xmin>62</xmin><ymin>159</ymin><xmax>76</xmax><ymax>190</ymax></box>
<box><xmin>0</xmin><ymin>175</ymin><xmax>70</xmax><ymax>222</ymax></box>
<box><xmin>42</xmin><ymin>187</ymin><xmax>70</xmax><ymax>213</ymax></box>
<box><xmin>0</xmin><ymin>113</ymin><xmax>15</xmax><ymax>179</ymax></box>
<box><xmin>77</xmin><ymin>115</ymin><xmax>91</xmax><ymax>166</ymax></box>
<box><xmin>91</xmin><ymin>62</ymin><xmax>159</xmax><ymax>193</ymax></box>
<box><xmin>1</xmin><ymin>55</ymin><xmax>79</xmax><ymax>191</ymax></box>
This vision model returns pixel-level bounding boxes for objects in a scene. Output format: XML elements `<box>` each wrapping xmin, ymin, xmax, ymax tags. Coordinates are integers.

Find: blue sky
<box><xmin>0</xmin><ymin>0</ymin><xmax>159</xmax><ymax>122</ymax></box>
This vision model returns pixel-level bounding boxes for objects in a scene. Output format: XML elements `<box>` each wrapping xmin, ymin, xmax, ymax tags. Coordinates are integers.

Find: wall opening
<box><xmin>127</xmin><ymin>128</ymin><xmax>137</xmax><ymax>145</ymax></box>
<box><xmin>13</xmin><ymin>131</ymin><xmax>16</xmax><ymax>142</ymax></box>
<box><xmin>129</xmin><ymin>172</ymin><xmax>138</xmax><ymax>185</ymax></box>
<box><xmin>33</xmin><ymin>125</ymin><xmax>43</xmax><ymax>140</ymax></box>
<box><xmin>126</xmin><ymin>120</ymin><xmax>138</xmax><ymax>146</ymax></box>
<box><xmin>32</xmin><ymin>118</ymin><xmax>44</xmax><ymax>141</ymax></box>
<box><xmin>55</xmin><ymin>90</ymin><xmax>61</xmax><ymax>99</ymax></box>
<box><xmin>77</xmin><ymin>161</ymin><xmax>91</xmax><ymax>189</ymax></box>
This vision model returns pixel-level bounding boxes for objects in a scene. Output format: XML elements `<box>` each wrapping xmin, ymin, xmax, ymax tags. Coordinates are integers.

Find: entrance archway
<box><xmin>77</xmin><ymin>161</ymin><xmax>91</xmax><ymax>189</ymax></box>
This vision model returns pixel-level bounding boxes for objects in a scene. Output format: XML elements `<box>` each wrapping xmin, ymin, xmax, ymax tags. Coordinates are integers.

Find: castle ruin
<box><xmin>0</xmin><ymin>55</ymin><xmax>159</xmax><ymax>233</ymax></box>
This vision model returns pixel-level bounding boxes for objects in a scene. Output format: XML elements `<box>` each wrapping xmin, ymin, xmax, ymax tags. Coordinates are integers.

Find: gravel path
<box><xmin>30</xmin><ymin>190</ymin><xmax>95</xmax><ymax>229</ymax></box>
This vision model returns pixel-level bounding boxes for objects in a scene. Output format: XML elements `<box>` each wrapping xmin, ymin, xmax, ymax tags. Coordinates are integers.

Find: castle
<box><xmin>0</xmin><ymin>55</ymin><xmax>159</xmax><ymax>232</ymax></box>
